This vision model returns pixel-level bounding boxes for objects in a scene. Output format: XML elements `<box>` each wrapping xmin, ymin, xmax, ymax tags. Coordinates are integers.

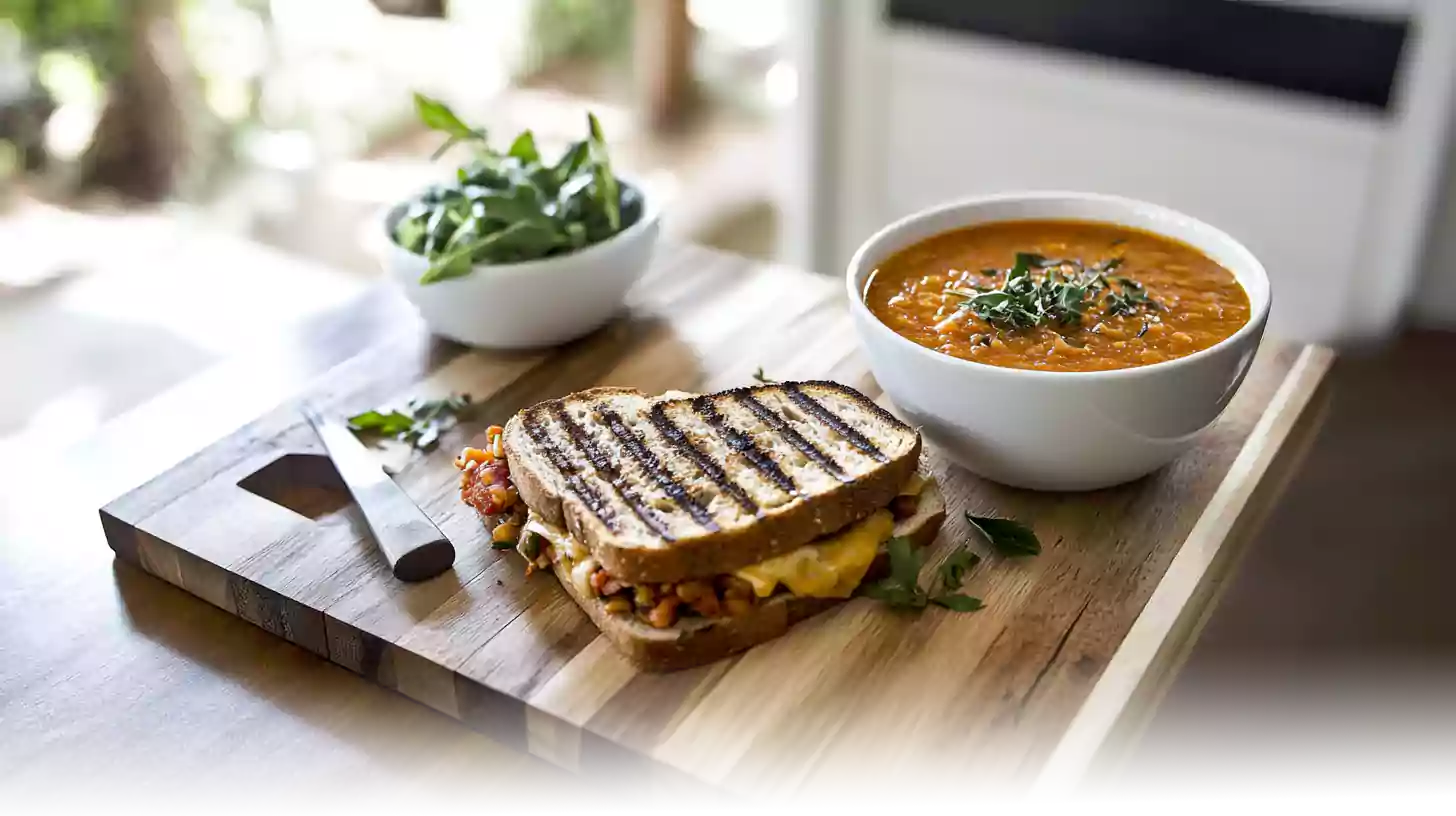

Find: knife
<box><xmin>302</xmin><ymin>404</ymin><xmax>455</xmax><ymax>581</ymax></box>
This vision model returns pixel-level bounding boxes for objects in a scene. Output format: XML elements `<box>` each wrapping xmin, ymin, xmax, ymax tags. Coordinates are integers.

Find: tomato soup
<box><xmin>864</xmin><ymin>220</ymin><xmax>1250</xmax><ymax>372</ymax></box>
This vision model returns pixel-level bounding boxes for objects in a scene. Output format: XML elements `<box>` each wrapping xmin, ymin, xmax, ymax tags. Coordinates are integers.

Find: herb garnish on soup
<box><xmin>864</xmin><ymin>220</ymin><xmax>1250</xmax><ymax>372</ymax></box>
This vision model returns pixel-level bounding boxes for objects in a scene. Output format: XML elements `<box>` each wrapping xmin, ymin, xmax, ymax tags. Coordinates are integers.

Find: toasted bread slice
<box><xmin>503</xmin><ymin>381</ymin><xmax>920</xmax><ymax>585</ymax></box>
<box><xmin>552</xmin><ymin>480</ymin><xmax>946</xmax><ymax>672</ymax></box>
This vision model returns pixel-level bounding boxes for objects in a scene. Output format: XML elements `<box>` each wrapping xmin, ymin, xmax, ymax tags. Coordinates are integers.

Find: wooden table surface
<box><xmin>0</xmin><ymin>287</ymin><xmax>561</xmax><ymax>807</ymax></box>
<box><xmin>0</xmin><ymin>243</ymin><xmax>1331</xmax><ymax>806</ymax></box>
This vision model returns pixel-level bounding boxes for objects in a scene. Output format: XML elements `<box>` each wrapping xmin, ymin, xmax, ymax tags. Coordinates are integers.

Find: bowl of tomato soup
<box><xmin>847</xmin><ymin>191</ymin><xmax>1270</xmax><ymax>491</ymax></box>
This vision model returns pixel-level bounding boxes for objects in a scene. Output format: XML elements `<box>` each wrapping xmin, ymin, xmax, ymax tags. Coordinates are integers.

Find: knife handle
<box><xmin>349</xmin><ymin>476</ymin><xmax>456</xmax><ymax>582</ymax></box>
<box><xmin>302</xmin><ymin>405</ymin><xmax>455</xmax><ymax>582</ymax></box>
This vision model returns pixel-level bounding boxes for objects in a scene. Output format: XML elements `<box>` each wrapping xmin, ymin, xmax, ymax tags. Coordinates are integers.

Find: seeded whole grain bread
<box><xmin>502</xmin><ymin>381</ymin><xmax>922</xmax><ymax>585</ymax></box>
<box><xmin>552</xmin><ymin>481</ymin><xmax>946</xmax><ymax>672</ymax></box>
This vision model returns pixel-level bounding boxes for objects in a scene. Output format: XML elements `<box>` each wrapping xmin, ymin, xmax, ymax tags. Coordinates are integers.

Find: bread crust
<box><xmin>550</xmin><ymin>480</ymin><xmax>946</xmax><ymax>672</ymax></box>
<box><xmin>502</xmin><ymin>383</ymin><xmax>921</xmax><ymax>585</ymax></box>
<box><xmin>503</xmin><ymin>387</ymin><xmax>641</xmax><ymax>569</ymax></box>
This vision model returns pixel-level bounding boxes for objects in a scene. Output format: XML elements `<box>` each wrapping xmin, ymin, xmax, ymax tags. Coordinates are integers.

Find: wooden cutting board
<box><xmin>99</xmin><ymin>243</ymin><xmax>1331</xmax><ymax>797</ymax></box>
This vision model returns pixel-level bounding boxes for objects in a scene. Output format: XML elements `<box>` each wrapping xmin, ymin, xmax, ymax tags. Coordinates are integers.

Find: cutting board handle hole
<box><xmin>239</xmin><ymin>453</ymin><xmax>351</xmax><ymax>520</ymax></box>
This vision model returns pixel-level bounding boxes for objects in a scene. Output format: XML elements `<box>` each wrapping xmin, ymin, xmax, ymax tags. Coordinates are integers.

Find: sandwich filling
<box><xmin>457</xmin><ymin>425</ymin><xmax>929</xmax><ymax>630</ymax></box>
<box><xmin>515</xmin><ymin>474</ymin><xmax>927</xmax><ymax>629</ymax></box>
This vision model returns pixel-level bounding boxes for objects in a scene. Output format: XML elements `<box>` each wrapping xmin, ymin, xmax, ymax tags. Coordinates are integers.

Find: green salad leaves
<box><xmin>394</xmin><ymin>94</ymin><xmax>642</xmax><ymax>284</ymax></box>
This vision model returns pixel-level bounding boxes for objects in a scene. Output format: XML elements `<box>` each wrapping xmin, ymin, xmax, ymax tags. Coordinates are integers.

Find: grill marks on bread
<box><xmin>598</xmin><ymin>405</ymin><xmax>719</xmax><ymax>532</ymax></box>
<box><xmin>688</xmin><ymin>395</ymin><xmax>800</xmax><ymax>497</ymax></box>
<box><xmin>517</xmin><ymin>382</ymin><xmax>915</xmax><ymax>546</ymax></box>
<box><xmin>519</xmin><ymin>406</ymin><xmax>620</xmax><ymax>533</ymax></box>
<box><xmin>647</xmin><ymin>403</ymin><xmax>760</xmax><ymax>515</ymax></box>
<box><xmin>540</xmin><ymin>400</ymin><xmax>676</xmax><ymax>541</ymax></box>
<box><xmin>735</xmin><ymin>391</ymin><xmax>848</xmax><ymax>482</ymax></box>
<box><xmin>781</xmin><ymin>382</ymin><xmax>888</xmax><ymax>462</ymax></box>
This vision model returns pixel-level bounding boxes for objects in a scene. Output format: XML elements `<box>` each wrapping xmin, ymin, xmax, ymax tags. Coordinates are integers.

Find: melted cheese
<box><xmin>568</xmin><ymin>556</ymin><xmax>600</xmax><ymax>597</ymax></box>
<box><xmin>521</xmin><ymin>512</ymin><xmax>589</xmax><ymax>562</ymax></box>
<box><xmin>734</xmin><ymin>509</ymin><xmax>895</xmax><ymax>599</ymax></box>
<box><xmin>522</xmin><ymin>513</ymin><xmax>598</xmax><ymax>595</ymax></box>
<box><xmin>518</xmin><ymin>473</ymin><xmax>926</xmax><ymax>600</ymax></box>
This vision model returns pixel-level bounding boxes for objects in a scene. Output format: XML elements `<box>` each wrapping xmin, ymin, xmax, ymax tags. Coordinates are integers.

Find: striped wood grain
<box><xmin>99</xmin><ymin>243</ymin><xmax>1330</xmax><ymax>795</ymax></box>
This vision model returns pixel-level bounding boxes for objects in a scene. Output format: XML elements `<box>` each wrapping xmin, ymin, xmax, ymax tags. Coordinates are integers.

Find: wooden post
<box><xmin>634</xmin><ymin>0</ymin><xmax>694</xmax><ymax>133</ymax></box>
<box><xmin>78</xmin><ymin>0</ymin><xmax>190</xmax><ymax>202</ymax></box>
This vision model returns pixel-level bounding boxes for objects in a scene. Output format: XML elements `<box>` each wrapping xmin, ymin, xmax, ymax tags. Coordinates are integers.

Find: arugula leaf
<box><xmin>394</xmin><ymin>216</ymin><xmax>428</xmax><ymax>254</ymax></box>
<box><xmin>420</xmin><ymin>221</ymin><xmax>537</xmax><ymax>283</ymax></box>
<box><xmin>414</xmin><ymin>93</ymin><xmax>480</xmax><ymax>144</ymax></box>
<box><xmin>457</xmin><ymin>159</ymin><xmax>509</xmax><ymax>189</ymax></box>
<box><xmin>930</xmin><ymin>594</ymin><xmax>984</xmax><ymax>612</ymax></box>
<box><xmin>752</xmin><ymin>367</ymin><xmax>778</xmax><ymax>385</ymax></box>
<box><xmin>490</xmin><ymin>221</ymin><xmax>565</xmax><ymax>260</ymax></box>
<box><xmin>507</xmin><ymin>129</ymin><xmax>541</xmax><ymax>164</ymax></box>
<box><xmin>966</xmin><ymin>513</ymin><xmax>1042</xmax><ymax>556</ymax></box>
<box><xmin>417</xmin><ymin>240</ymin><xmax>479</xmax><ymax>284</ymax></box>
<box><xmin>347</xmin><ymin>393</ymin><xmax>475</xmax><ymax>451</ymax></box>
<box><xmin>587</xmin><ymin>112</ymin><xmax>621</xmax><ymax>232</ymax></box>
<box><xmin>470</xmin><ymin>187</ymin><xmax>555</xmax><ymax>228</ymax></box>
<box><xmin>554</xmin><ymin>140</ymin><xmax>590</xmax><ymax>184</ymax></box>
<box><xmin>564</xmin><ymin>221</ymin><xmax>587</xmax><ymax>248</ymax></box>
<box><xmin>419</xmin><ymin>205</ymin><xmax>452</xmax><ymax>256</ymax></box>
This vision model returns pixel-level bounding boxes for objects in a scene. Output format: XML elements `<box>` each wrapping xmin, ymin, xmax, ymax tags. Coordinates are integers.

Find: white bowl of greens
<box><xmin>383</xmin><ymin>95</ymin><xmax>659</xmax><ymax>350</ymax></box>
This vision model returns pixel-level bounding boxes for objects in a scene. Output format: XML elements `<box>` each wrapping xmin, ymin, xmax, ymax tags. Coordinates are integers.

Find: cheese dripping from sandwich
<box><xmin>735</xmin><ymin>472</ymin><xmax>925</xmax><ymax>598</ymax></box>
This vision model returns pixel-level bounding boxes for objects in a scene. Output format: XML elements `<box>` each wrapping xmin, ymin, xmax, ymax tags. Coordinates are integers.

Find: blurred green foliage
<box><xmin>4</xmin><ymin>0</ymin><xmax>127</xmax><ymax>77</ymax></box>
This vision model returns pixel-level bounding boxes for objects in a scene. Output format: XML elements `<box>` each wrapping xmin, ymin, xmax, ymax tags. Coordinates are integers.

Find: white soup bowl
<box><xmin>846</xmin><ymin>191</ymin><xmax>1271</xmax><ymax>491</ymax></box>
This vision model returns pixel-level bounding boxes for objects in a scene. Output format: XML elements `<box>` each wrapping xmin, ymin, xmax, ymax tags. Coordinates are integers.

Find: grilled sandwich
<box><xmin>455</xmin><ymin>381</ymin><xmax>946</xmax><ymax>671</ymax></box>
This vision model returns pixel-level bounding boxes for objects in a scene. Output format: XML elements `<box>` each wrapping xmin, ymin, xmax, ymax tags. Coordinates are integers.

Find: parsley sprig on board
<box><xmin>965</xmin><ymin>513</ymin><xmax>1041</xmax><ymax>556</ymax></box>
<box><xmin>347</xmin><ymin>393</ymin><xmax>475</xmax><ymax>451</ymax></box>
<box><xmin>861</xmin><ymin>539</ymin><xmax>984</xmax><ymax>611</ymax></box>
<box><xmin>861</xmin><ymin>513</ymin><xmax>1044</xmax><ymax>613</ymax></box>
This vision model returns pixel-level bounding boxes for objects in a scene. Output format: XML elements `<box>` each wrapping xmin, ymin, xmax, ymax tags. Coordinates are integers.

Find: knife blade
<box><xmin>302</xmin><ymin>404</ymin><xmax>455</xmax><ymax>581</ymax></box>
